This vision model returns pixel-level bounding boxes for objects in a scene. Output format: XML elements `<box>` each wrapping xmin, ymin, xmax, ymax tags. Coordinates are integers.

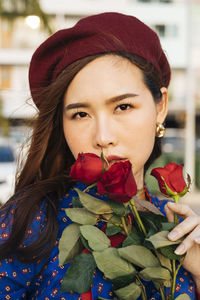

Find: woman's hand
<box><xmin>165</xmin><ymin>202</ymin><xmax>200</xmax><ymax>290</ymax></box>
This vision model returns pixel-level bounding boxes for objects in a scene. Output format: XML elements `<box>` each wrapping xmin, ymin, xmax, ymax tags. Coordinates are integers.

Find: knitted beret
<box><xmin>29</xmin><ymin>12</ymin><xmax>171</xmax><ymax>107</ymax></box>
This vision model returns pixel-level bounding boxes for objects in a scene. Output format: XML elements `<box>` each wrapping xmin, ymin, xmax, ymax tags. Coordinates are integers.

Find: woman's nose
<box><xmin>93</xmin><ymin>116</ymin><xmax>117</xmax><ymax>149</ymax></box>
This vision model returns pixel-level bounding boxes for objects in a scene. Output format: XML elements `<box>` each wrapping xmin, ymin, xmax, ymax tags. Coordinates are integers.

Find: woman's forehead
<box><xmin>65</xmin><ymin>56</ymin><xmax>141</xmax><ymax>87</ymax></box>
<box><xmin>63</xmin><ymin>55</ymin><xmax>148</xmax><ymax>106</ymax></box>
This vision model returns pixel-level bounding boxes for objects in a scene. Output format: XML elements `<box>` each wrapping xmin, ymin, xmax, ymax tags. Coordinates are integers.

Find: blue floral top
<box><xmin>0</xmin><ymin>182</ymin><xmax>197</xmax><ymax>299</ymax></box>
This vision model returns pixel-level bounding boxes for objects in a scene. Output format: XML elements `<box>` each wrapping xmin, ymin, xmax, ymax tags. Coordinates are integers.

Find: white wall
<box><xmin>0</xmin><ymin>0</ymin><xmax>194</xmax><ymax>117</ymax></box>
<box><xmin>40</xmin><ymin>0</ymin><xmax>188</xmax><ymax>68</ymax></box>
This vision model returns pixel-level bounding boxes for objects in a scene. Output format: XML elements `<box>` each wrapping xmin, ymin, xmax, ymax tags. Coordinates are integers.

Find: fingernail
<box><xmin>168</xmin><ymin>231</ymin><xmax>178</xmax><ymax>240</ymax></box>
<box><xmin>175</xmin><ymin>244</ymin><xmax>185</xmax><ymax>255</ymax></box>
<box><xmin>195</xmin><ymin>237</ymin><xmax>200</xmax><ymax>244</ymax></box>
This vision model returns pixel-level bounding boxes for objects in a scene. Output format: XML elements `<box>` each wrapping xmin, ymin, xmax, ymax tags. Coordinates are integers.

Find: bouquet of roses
<box><xmin>58</xmin><ymin>153</ymin><xmax>191</xmax><ymax>300</ymax></box>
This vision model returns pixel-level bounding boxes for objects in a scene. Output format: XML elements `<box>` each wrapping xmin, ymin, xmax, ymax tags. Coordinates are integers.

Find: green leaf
<box><xmin>72</xmin><ymin>196</ymin><xmax>83</xmax><ymax>208</ymax></box>
<box><xmin>146</xmin><ymin>231</ymin><xmax>182</xmax><ymax>249</ymax></box>
<box><xmin>155</xmin><ymin>250</ymin><xmax>172</xmax><ymax>272</ymax></box>
<box><xmin>143</xmin><ymin>239</ymin><xmax>155</xmax><ymax>251</ymax></box>
<box><xmin>140</xmin><ymin>211</ymin><xmax>167</xmax><ymax>229</ymax></box>
<box><xmin>58</xmin><ymin>223</ymin><xmax>81</xmax><ymax>265</ymax></box>
<box><xmin>112</xmin><ymin>273</ymin><xmax>137</xmax><ymax>290</ymax></box>
<box><xmin>139</xmin><ymin>212</ymin><xmax>163</xmax><ymax>237</ymax></box>
<box><xmin>163</xmin><ymin>280</ymin><xmax>172</xmax><ymax>288</ymax></box>
<box><xmin>102</xmin><ymin>213</ymin><xmax>113</xmax><ymax>221</ymax></box>
<box><xmin>118</xmin><ymin>245</ymin><xmax>160</xmax><ymax>268</ymax></box>
<box><xmin>108</xmin><ymin>199</ymin><xmax>127</xmax><ymax>217</ymax></box>
<box><xmin>175</xmin><ymin>294</ymin><xmax>191</xmax><ymax>300</ymax></box>
<box><xmin>114</xmin><ymin>282</ymin><xmax>142</xmax><ymax>300</ymax></box>
<box><xmin>110</xmin><ymin>214</ymin><xmax>122</xmax><ymax>225</ymax></box>
<box><xmin>151</xmin><ymin>280</ymin><xmax>162</xmax><ymax>291</ymax></box>
<box><xmin>93</xmin><ymin>247</ymin><xmax>136</xmax><ymax>280</ymax></box>
<box><xmin>133</xmin><ymin>197</ymin><xmax>164</xmax><ymax>216</ymax></box>
<box><xmin>161</xmin><ymin>222</ymin><xmax>177</xmax><ymax>231</ymax></box>
<box><xmin>139</xmin><ymin>266</ymin><xmax>171</xmax><ymax>281</ymax></box>
<box><xmin>160</xmin><ymin>244</ymin><xmax>186</xmax><ymax>260</ymax></box>
<box><xmin>146</xmin><ymin>222</ymin><xmax>158</xmax><ymax>238</ymax></box>
<box><xmin>74</xmin><ymin>188</ymin><xmax>112</xmax><ymax>214</ymax></box>
<box><xmin>61</xmin><ymin>253</ymin><xmax>96</xmax><ymax>294</ymax></box>
<box><xmin>154</xmin><ymin>278</ymin><xmax>171</xmax><ymax>290</ymax></box>
<box><xmin>122</xmin><ymin>231</ymin><xmax>142</xmax><ymax>247</ymax></box>
<box><xmin>65</xmin><ymin>208</ymin><xmax>98</xmax><ymax>225</ymax></box>
<box><xmin>106</xmin><ymin>223</ymin><xmax>122</xmax><ymax>236</ymax></box>
<box><xmin>80</xmin><ymin>235</ymin><xmax>93</xmax><ymax>252</ymax></box>
<box><xmin>80</xmin><ymin>225</ymin><xmax>111</xmax><ymax>251</ymax></box>
<box><xmin>152</xmin><ymin>278</ymin><xmax>171</xmax><ymax>291</ymax></box>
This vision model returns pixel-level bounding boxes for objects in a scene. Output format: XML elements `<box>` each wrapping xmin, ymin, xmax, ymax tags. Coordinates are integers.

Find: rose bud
<box><xmin>151</xmin><ymin>162</ymin><xmax>190</xmax><ymax>197</ymax></box>
<box><xmin>70</xmin><ymin>153</ymin><xmax>106</xmax><ymax>185</ymax></box>
<box><xmin>97</xmin><ymin>160</ymin><xmax>137</xmax><ymax>203</ymax></box>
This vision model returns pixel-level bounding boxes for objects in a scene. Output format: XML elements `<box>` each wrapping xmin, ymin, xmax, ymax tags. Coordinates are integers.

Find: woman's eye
<box><xmin>116</xmin><ymin>103</ymin><xmax>133</xmax><ymax>111</ymax></box>
<box><xmin>72</xmin><ymin>111</ymin><xmax>88</xmax><ymax>119</ymax></box>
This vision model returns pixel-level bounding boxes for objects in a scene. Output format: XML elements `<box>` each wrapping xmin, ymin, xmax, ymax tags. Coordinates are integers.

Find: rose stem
<box><xmin>172</xmin><ymin>194</ymin><xmax>180</xmax><ymax>224</ymax></box>
<box><xmin>100</xmin><ymin>150</ymin><xmax>109</xmax><ymax>171</ymax></box>
<box><xmin>171</xmin><ymin>260</ymin><xmax>176</xmax><ymax>300</ymax></box>
<box><xmin>129</xmin><ymin>199</ymin><xmax>147</xmax><ymax>237</ymax></box>
<box><xmin>136</xmin><ymin>275</ymin><xmax>147</xmax><ymax>300</ymax></box>
<box><xmin>159</xmin><ymin>286</ymin><xmax>166</xmax><ymax>300</ymax></box>
<box><xmin>121</xmin><ymin>217</ymin><xmax>129</xmax><ymax>236</ymax></box>
<box><xmin>83</xmin><ymin>183</ymin><xmax>97</xmax><ymax>192</ymax></box>
<box><xmin>99</xmin><ymin>218</ymin><xmax>123</xmax><ymax>229</ymax></box>
<box><xmin>171</xmin><ymin>194</ymin><xmax>180</xmax><ymax>299</ymax></box>
<box><xmin>171</xmin><ymin>259</ymin><xmax>183</xmax><ymax>300</ymax></box>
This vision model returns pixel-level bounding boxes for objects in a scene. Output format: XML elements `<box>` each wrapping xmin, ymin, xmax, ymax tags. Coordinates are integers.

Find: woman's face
<box><xmin>63</xmin><ymin>55</ymin><xmax>167</xmax><ymax>188</ymax></box>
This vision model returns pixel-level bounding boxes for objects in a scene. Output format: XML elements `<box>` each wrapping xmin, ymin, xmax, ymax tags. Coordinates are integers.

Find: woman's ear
<box><xmin>156</xmin><ymin>87</ymin><xmax>168</xmax><ymax>124</ymax></box>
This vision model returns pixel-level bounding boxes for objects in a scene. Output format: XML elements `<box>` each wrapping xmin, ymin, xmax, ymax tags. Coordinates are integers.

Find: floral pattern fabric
<box><xmin>0</xmin><ymin>182</ymin><xmax>197</xmax><ymax>299</ymax></box>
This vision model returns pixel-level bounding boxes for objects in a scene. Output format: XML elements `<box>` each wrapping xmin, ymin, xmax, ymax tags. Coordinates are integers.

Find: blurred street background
<box><xmin>0</xmin><ymin>0</ymin><xmax>200</xmax><ymax>212</ymax></box>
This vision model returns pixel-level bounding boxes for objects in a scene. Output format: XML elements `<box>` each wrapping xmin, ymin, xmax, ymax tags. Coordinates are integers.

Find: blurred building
<box><xmin>1</xmin><ymin>0</ymin><xmax>200</xmax><ymax>185</ymax></box>
<box><xmin>1</xmin><ymin>0</ymin><xmax>197</xmax><ymax>123</ymax></box>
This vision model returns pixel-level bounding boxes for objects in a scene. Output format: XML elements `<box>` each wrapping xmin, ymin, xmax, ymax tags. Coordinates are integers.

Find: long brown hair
<box><xmin>0</xmin><ymin>52</ymin><xmax>164</xmax><ymax>263</ymax></box>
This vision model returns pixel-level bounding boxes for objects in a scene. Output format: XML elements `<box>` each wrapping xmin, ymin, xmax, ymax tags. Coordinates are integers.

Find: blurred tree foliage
<box><xmin>0</xmin><ymin>97</ymin><xmax>9</xmax><ymax>137</ymax></box>
<box><xmin>0</xmin><ymin>0</ymin><xmax>53</xmax><ymax>34</ymax></box>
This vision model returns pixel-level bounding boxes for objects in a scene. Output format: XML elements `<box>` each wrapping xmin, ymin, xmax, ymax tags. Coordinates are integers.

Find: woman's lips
<box><xmin>106</xmin><ymin>155</ymin><xmax>127</xmax><ymax>163</ymax></box>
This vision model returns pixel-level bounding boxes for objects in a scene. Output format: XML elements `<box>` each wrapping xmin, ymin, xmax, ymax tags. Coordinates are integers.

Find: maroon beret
<box><xmin>29</xmin><ymin>12</ymin><xmax>171</xmax><ymax>107</ymax></box>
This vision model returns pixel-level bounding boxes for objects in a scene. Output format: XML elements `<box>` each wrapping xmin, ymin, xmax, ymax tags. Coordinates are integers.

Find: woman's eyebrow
<box><xmin>65</xmin><ymin>102</ymin><xmax>90</xmax><ymax>111</ymax></box>
<box><xmin>65</xmin><ymin>93</ymin><xmax>138</xmax><ymax>111</ymax></box>
<box><xmin>106</xmin><ymin>93</ymin><xmax>138</xmax><ymax>104</ymax></box>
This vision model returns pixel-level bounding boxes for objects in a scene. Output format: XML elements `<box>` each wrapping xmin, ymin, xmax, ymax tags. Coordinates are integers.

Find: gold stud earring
<box><xmin>156</xmin><ymin>122</ymin><xmax>165</xmax><ymax>138</ymax></box>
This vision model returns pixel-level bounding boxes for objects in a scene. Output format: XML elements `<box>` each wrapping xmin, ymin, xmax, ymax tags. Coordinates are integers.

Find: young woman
<box><xmin>0</xmin><ymin>12</ymin><xmax>200</xmax><ymax>299</ymax></box>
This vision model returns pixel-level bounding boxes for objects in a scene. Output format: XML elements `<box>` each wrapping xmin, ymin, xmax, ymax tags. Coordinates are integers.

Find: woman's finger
<box><xmin>166</xmin><ymin>202</ymin><xmax>196</xmax><ymax>218</ymax></box>
<box><xmin>168</xmin><ymin>214</ymin><xmax>200</xmax><ymax>241</ymax></box>
<box><xmin>174</xmin><ymin>224</ymin><xmax>200</xmax><ymax>255</ymax></box>
<box><xmin>164</xmin><ymin>204</ymin><xmax>175</xmax><ymax>222</ymax></box>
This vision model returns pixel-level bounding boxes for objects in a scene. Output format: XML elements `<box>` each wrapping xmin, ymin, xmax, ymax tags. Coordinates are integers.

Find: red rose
<box><xmin>97</xmin><ymin>161</ymin><xmax>137</xmax><ymax>203</ymax></box>
<box><xmin>151</xmin><ymin>163</ymin><xmax>188</xmax><ymax>196</ymax></box>
<box><xmin>70</xmin><ymin>153</ymin><xmax>106</xmax><ymax>185</ymax></box>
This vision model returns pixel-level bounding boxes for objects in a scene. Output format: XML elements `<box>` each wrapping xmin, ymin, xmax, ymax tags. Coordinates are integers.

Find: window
<box><xmin>155</xmin><ymin>24</ymin><xmax>166</xmax><ymax>37</ymax></box>
<box><xmin>160</xmin><ymin>0</ymin><xmax>172</xmax><ymax>3</ymax></box>
<box><xmin>0</xmin><ymin>19</ymin><xmax>13</xmax><ymax>48</ymax></box>
<box><xmin>154</xmin><ymin>23</ymin><xmax>178</xmax><ymax>38</ymax></box>
<box><xmin>0</xmin><ymin>66</ymin><xmax>12</xmax><ymax>89</ymax></box>
<box><xmin>0</xmin><ymin>146</ymin><xmax>14</xmax><ymax>163</ymax></box>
